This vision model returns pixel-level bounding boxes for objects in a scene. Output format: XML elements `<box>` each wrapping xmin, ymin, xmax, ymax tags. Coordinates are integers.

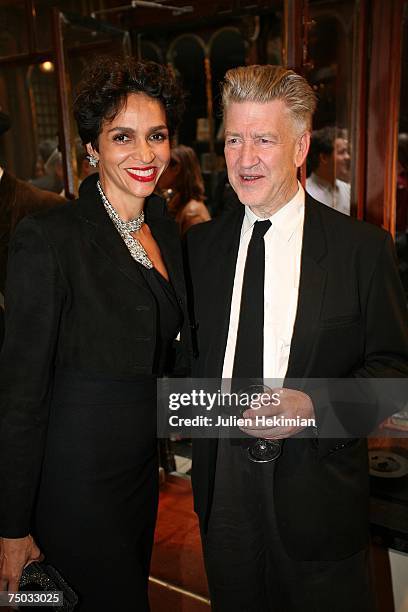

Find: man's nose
<box><xmin>239</xmin><ymin>140</ymin><xmax>259</xmax><ymax>167</ymax></box>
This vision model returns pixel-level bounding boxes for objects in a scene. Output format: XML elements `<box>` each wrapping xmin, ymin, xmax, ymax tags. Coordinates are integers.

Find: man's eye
<box><xmin>226</xmin><ymin>138</ymin><xmax>239</xmax><ymax>145</ymax></box>
<box><xmin>113</xmin><ymin>134</ymin><xmax>130</xmax><ymax>143</ymax></box>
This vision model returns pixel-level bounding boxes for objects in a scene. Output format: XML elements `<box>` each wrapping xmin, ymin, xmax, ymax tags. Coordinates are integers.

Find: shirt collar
<box><xmin>242</xmin><ymin>182</ymin><xmax>305</xmax><ymax>243</ymax></box>
<box><xmin>310</xmin><ymin>172</ymin><xmax>338</xmax><ymax>192</ymax></box>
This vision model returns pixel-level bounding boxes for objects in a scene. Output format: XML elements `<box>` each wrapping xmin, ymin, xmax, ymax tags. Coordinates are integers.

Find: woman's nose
<box><xmin>130</xmin><ymin>141</ymin><xmax>155</xmax><ymax>164</ymax></box>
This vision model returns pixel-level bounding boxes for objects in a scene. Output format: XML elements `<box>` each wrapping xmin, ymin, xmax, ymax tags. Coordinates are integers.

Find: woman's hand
<box><xmin>0</xmin><ymin>535</ymin><xmax>42</xmax><ymax>592</ymax></box>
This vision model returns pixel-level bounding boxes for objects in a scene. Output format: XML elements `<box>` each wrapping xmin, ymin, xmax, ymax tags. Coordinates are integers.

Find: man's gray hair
<box><xmin>222</xmin><ymin>64</ymin><xmax>317</xmax><ymax>133</ymax></box>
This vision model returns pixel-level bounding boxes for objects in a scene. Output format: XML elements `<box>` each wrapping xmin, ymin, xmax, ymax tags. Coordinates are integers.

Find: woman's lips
<box><xmin>125</xmin><ymin>167</ymin><xmax>158</xmax><ymax>183</ymax></box>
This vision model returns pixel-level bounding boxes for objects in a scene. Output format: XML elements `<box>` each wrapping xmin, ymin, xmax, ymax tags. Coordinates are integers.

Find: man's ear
<box><xmin>85</xmin><ymin>143</ymin><xmax>99</xmax><ymax>161</ymax></box>
<box><xmin>295</xmin><ymin>132</ymin><xmax>310</xmax><ymax>168</ymax></box>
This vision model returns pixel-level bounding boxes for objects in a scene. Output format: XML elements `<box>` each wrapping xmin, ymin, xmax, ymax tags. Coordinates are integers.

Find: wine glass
<box><xmin>236</xmin><ymin>383</ymin><xmax>282</xmax><ymax>463</ymax></box>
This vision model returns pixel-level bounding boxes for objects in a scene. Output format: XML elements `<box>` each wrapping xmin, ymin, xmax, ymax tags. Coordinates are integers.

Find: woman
<box><xmin>157</xmin><ymin>144</ymin><xmax>210</xmax><ymax>233</ymax></box>
<box><xmin>0</xmin><ymin>57</ymin><xmax>187</xmax><ymax>611</ymax></box>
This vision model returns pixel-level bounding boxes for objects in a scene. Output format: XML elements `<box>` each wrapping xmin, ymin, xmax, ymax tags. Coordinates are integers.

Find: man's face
<box><xmin>334</xmin><ymin>137</ymin><xmax>350</xmax><ymax>183</ymax></box>
<box><xmin>224</xmin><ymin>99</ymin><xmax>309</xmax><ymax>216</ymax></box>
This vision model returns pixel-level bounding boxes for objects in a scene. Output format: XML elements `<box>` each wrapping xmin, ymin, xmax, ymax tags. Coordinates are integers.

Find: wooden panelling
<box><xmin>365</xmin><ymin>0</ymin><xmax>405</xmax><ymax>231</ymax></box>
<box><xmin>350</xmin><ymin>0</ymin><xmax>368</xmax><ymax>220</ymax></box>
<box><xmin>283</xmin><ymin>0</ymin><xmax>305</xmax><ymax>71</ymax></box>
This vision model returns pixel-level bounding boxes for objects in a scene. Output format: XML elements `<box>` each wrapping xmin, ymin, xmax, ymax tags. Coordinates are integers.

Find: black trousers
<box><xmin>201</xmin><ymin>438</ymin><xmax>375</xmax><ymax>612</ymax></box>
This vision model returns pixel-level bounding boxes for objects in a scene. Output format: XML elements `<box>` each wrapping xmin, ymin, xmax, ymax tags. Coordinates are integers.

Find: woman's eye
<box><xmin>149</xmin><ymin>132</ymin><xmax>168</xmax><ymax>142</ymax></box>
<box><xmin>113</xmin><ymin>134</ymin><xmax>130</xmax><ymax>143</ymax></box>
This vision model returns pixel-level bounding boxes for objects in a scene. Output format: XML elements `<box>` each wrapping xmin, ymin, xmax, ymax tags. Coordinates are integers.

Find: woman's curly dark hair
<box><xmin>73</xmin><ymin>56</ymin><xmax>185</xmax><ymax>148</ymax></box>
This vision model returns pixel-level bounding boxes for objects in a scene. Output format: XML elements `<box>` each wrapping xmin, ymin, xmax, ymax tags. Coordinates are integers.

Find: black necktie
<box><xmin>232</xmin><ymin>219</ymin><xmax>272</xmax><ymax>381</ymax></box>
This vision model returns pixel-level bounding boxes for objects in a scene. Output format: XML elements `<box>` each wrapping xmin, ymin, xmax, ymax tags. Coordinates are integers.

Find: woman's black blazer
<box><xmin>0</xmin><ymin>176</ymin><xmax>190</xmax><ymax>537</ymax></box>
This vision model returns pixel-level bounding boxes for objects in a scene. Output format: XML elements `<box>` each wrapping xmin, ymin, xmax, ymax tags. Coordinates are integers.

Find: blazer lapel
<box><xmin>286</xmin><ymin>195</ymin><xmax>328</xmax><ymax>378</ymax></box>
<box><xmin>76</xmin><ymin>178</ymin><xmax>153</xmax><ymax>291</ymax></box>
<box><xmin>204</xmin><ymin>206</ymin><xmax>244</xmax><ymax>376</ymax></box>
<box><xmin>146</xmin><ymin>198</ymin><xmax>186</xmax><ymax>303</ymax></box>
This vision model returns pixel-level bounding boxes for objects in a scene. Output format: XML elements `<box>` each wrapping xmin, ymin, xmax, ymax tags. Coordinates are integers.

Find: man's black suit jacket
<box><xmin>0</xmin><ymin>170</ymin><xmax>66</xmax><ymax>347</ymax></box>
<box><xmin>185</xmin><ymin>193</ymin><xmax>408</xmax><ymax>561</ymax></box>
<box><xmin>0</xmin><ymin>177</ymin><xmax>189</xmax><ymax>537</ymax></box>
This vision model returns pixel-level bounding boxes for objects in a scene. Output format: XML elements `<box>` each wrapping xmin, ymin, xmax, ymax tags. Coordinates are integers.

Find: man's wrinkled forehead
<box><xmin>223</xmin><ymin>99</ymin><xmax>296</xmax><ymax>139</ymax></box>
<box><xmin>224</xmin><ymin>98</ymin><xmax>291</xmax><ymax>123</ymax></box>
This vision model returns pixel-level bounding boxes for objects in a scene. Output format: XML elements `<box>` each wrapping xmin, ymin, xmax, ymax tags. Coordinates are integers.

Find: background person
<box><xmin>0</xmin><ymin>56</ymin><xmax>187</xmax><ymax>611</ymax></box>
<box><xmin>157</xmin><ymin>144</ymin><xmax>210</xmax><ymax>234</ymax></box>
<box><xmin>30</xmin><ymin>147</ymin><xmax>64</xmax><ymax>194</ymax></box>
<box><xmin>32</xmin><ymin>139</ymin><xmax>58</xmax><ymax>180</ymax></box>
<box><xmin>306</xmin><ymin>125</ymin><xmax>351</xmax><ymax>215</ymax></box>
<box><xmin>0</xmin><ymin>111</ymin><xmax>65</xmax><ymax>347</ymax></box>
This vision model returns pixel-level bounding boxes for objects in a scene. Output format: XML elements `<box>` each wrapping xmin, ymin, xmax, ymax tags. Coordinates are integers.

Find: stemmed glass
<box><xmin>236</xmin><ymin>383</ymin><xmax>282</xmax><ymax>463</ymax></box>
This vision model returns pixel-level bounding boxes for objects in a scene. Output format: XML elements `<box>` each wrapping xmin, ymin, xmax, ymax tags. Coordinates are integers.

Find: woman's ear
<box><xmin>85</xmin><ymin>143</ymin><xmax>99</xmax><ymax>162</ymax></box>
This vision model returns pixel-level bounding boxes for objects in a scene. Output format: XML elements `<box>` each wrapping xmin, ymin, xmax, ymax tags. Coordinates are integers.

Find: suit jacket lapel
<box><xmin>206</xmin><ymin>195</ymin><xmax>328</xmax><ymax>379</ymax></box>
<box><xmin>146</xmin><ymin>205</ymin><xmax>186</xmax><ymax>303</ymax></box>
<box><xmin>204</xmin><ymin>206</ymin><xmax>244</xmax><ymax>376</ymax></box>
<box><xmin>286</xmin><ymin>195</ymin><xmax>328</xmax><ymax>378</ymax></box>
<box><xmin>76</xmin><ymin>178</ymin><xmax>168</xmax><ymax>292</ymax></box>
<box><xmin>198</xmin><ymin>193</ymin><xmax>327</xmax><ymax>379</ymax></box>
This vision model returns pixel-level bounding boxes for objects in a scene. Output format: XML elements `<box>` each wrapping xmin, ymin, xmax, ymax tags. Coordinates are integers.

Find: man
<box><xmin>306</xmin><ymin>126</ymin><xmax>351</xmax><ymax>215</ymax></box>
<box><xmin>30</xmin><ymin>147</ymin><xmax>64</xmax><ymax>194</ymax></box>
<box><xmin>0</xmin><ymin>111</ymin><xmax>65</xmax><ymax>344</ymax></box>
<box><xmin>185</xmin><ymin>65</ymin><xmax>408</xmax><ymax>611</ymax></box>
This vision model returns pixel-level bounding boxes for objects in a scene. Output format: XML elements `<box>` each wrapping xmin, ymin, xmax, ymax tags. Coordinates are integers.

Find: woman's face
<box><xmin>87</xmin><ymin>92</ymin><xmax>170</xmax><ymax>210</ymax></box>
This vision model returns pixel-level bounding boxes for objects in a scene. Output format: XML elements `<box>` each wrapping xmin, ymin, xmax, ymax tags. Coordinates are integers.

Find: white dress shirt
<box><xmin>222</xmin><ymin>184</ymin><xmax>305</xmax><ymax>380</ymax></box>
<box><xmin>306</xmin><ymin>172</ymin><xmax>350</xmax><ymax>216</ymax></box>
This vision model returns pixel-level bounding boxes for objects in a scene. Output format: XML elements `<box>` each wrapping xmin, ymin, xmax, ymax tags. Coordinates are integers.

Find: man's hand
<box><xmin>240</xmin><ymin>388</ymin><xmax>315</xmax><ymax>439</ymax></box>
<box><xmin>0</xmin><ymin>535</ymin><xmax>42</xmax><ymax>593</ymax></box>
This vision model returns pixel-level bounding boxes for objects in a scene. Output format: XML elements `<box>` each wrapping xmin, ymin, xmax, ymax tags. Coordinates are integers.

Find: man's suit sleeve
<box><xmin>355</xmin><ymin>232</ymin><xmax>408</xmax><ymax>377</ymax></box>
<box><xmin>0</xmin><ymin>216</ymin><xmax>64</xmax><ymax>537</ymax></box>
<box><xmin>312</xmin><ymin>232</ymin><xmax>408</xmax><ymax>440</ymax></box>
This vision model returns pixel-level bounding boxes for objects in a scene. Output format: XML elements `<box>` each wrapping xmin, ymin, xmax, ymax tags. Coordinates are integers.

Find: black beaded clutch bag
<box><xmin>19</xmin><ymin>561</ymin><xmax>78</xmax><ymax>611</ymax></box>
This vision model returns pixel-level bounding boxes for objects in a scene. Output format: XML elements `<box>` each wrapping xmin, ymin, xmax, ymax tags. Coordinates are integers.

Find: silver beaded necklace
<box><xmin>97</xmin><ymin>180</ymin><xmax>153</xmax><ymax>269</ymax></box>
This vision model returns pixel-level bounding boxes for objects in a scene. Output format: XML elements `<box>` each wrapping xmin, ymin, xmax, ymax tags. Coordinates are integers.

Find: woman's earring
<box><xmin>88</xmin><ymin>155</ymin><xmax>99</xmax><ymax>168</ymax></box>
